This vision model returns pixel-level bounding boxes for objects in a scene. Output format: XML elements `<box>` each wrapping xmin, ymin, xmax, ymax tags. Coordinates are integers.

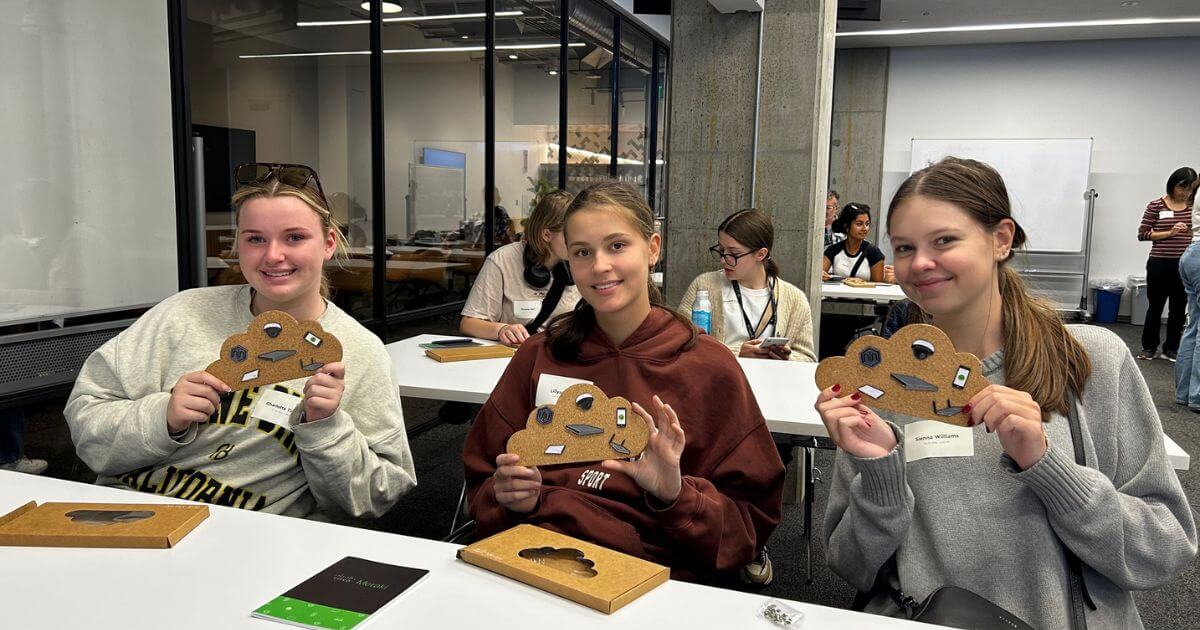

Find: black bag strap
<box><xmin>848</xmin><ymin>246</ymin><xmax>869</xmax><ymax>279</ymax></box>
<box><xmin>525</xmin><ymin>262</ymin><xmax>571</xmax><ymax>333</ymax></box>
<box><xmin>1063</xmin><ymin>397</ymin><xmax>1096</xmax><ymax>630</ymax></box>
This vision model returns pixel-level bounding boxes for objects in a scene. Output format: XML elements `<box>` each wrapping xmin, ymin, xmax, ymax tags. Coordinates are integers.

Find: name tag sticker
<box><xmin>904</xmin><ymin>420</ymin><xmax>974</xmax><ymax>463</ymax></box>
<box><xmin>513</xmin><ymin>300</ymin><xmax>542</xmax><ymax>322</ymax></box>
<box><xmin>1160</xmin><ymin>210</ymin><xmax>1176</xmax><ymax>220</ymax></box>
<box><xmin>536</xmin><ymin>373</ymin><xmax>593</xmax><ymax>406</ymax></box>
<box><xmin>249</xmin><ymin>388</ymin><xmax>304</xmax><ymax>425</ymax></box>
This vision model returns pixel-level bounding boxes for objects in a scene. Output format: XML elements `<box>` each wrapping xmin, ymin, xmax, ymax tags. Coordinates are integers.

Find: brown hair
<box><xmin>718</xmin><ymin>208</ymin><xmax>780</xmax><ymax>277</ymax></box>
<box><xmin>523</xmin><ymin>189</ymin><xmax>574</xmax><ymax>263</ymax></box>
<box><xmin>545</xmin><ymin>180</ymin><xmax>697</xmax><ymax>362</ymax></box>
<box><xmin>887</xmin><ymin>157</ymin><xmax>1090</xmax><ymax>419</ymax></box>
<box><xmin>231</xmin><ymin>177</ymin><xmax>349</xmax><ymax>299</ymax></box>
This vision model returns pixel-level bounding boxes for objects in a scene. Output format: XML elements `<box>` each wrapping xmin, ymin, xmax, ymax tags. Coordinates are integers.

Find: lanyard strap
<box><xmin>731</xmin><ymin>276</ymin><xmax>777</xmax><ymax>340</ymax></box>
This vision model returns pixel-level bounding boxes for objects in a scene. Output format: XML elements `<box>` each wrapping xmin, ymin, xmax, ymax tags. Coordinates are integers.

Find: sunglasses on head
<box><xmin>234</xmin><ymin>162</ymin><xmax>326</xmax><ymax>202</ymax></box>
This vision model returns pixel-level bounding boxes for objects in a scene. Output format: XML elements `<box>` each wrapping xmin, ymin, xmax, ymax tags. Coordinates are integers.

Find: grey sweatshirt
<box><xmin>65</xmin><ymin>285</ymin><xmax>416</xmax><ymax>519</ymax></box>
<box><xmin>824</xmin><ymin>324</ymin><xmax>1196</xmax><ymax>629</ymax></box>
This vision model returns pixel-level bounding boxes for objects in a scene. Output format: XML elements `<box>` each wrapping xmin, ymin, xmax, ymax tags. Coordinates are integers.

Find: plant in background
<box><xmin>526</xmin><ymin>176</ymin><xmax>555</xmax><ymax>214</ymax></box>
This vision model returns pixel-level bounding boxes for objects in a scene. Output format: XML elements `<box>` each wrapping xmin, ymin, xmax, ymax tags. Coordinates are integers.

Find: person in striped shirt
<box><xmin>1136</xmin><ymin>167</ymin><xmax>1197</xmax><ymax>361</ymax></box>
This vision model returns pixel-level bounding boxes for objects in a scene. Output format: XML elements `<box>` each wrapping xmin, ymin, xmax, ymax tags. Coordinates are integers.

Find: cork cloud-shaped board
<box><xmin>507</xmin><ymin>384</ymin><xmax>649</xmax><ymax>467</ymax></box>
<box><xmin>815</xmin><ymin>324</ymin><xmax>986</xmax><ymax>426</ymax></box>
<box><xmin>206</xmin><ymin>311</ymin><xmax>342</xmax><ymax>391</ymax></box>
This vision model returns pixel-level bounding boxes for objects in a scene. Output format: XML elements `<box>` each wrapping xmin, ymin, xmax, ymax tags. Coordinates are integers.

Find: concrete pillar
<box><xmin>665</xmin><ymin>0</ymin><xmax>836</xmax><ymax>326</ymax></box>
<box><xmin>829</xmin><ymin>48</ymin><xmax>889</xmax><ymax>242</ymax></box>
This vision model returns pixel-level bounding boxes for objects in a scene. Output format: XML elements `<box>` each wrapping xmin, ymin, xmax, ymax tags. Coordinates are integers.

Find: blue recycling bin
<box><xmin>1093</xmin><ymin>288</ymin><xmax>1123</xmax><ymax>323</ymax></box>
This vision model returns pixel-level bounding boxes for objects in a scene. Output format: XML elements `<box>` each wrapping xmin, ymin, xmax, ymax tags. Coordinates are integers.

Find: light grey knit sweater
<box><xmin>824</xmin><ymin>324</ymin><xmax>1197</xmax><ymax>629</ymax></box>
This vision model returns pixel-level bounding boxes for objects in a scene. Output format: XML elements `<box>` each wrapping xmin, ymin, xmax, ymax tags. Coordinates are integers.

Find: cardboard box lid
<box><xmin>458</xmin><ymin>524</ymin><xmax>668</xmax><ymax>614</ymax></box>
<box><xmin>425</xmin><ymin>344</ymin><xmax>515</xmax><ymax>362</ymax></box>
<box><xmin>0</xmin><ymin>501</ymin><xmax>209</xmax><ymax>548</ymax></box>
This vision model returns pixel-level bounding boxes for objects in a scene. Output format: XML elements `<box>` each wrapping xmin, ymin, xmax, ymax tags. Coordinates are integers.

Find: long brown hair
<box><xmin>887</xmin><ymin>157</ymin><xmax>1090</xmax><ymax>419</ymax></box>
<box><xmin>545</xmin><ymin>180</ymin><xmax>697</xmax><ymax>362</ymax></box>
<box><xmin>231</xmin><ymin>177</ymin><xmax>348</xmax><ymax>299</ymax></box>
<box><xmin>718</xmin><ymin>208</ymin><xmax>780</xmax><ymax>277</ymax></box>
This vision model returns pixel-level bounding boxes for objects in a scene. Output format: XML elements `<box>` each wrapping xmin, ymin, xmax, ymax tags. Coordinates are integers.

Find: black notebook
<box><xmin>252</xmin><ymin>556</ymin><xmax>429</xmax><ymax>630</ymax></box>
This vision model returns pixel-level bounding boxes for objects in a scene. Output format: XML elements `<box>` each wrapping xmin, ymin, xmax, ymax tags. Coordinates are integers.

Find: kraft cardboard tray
<box><xmin>0</xmin><ymin>501</ymin><xmax>209</xmax><ymax>548</ymax></box>
<box><xmin>458</xmin><ymin>524</ymin><xmax>668</xmax><ymax>614</ymax></box>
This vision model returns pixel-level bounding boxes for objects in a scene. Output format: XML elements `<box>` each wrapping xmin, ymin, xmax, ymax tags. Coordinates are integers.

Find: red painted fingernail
<box><xmin>962</xmin><ymin>403</ymin><xmax>972</xmax><ymax>414</ymax></box>
<box><xmin>851</xmin><ymin>392</ymin><xmax>862</xmax><ymax>401</ymax></box>
<box><xmin>832</xmin><ymin>384</ymin><xmax>842</xmax><ymax>393</ymax></box>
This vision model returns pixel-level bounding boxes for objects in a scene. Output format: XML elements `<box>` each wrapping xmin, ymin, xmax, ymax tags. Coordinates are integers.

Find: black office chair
<box><xmin>442</xmin><ymin>480</ymin><xmax>476</xmax><ymax>544</ymax></box>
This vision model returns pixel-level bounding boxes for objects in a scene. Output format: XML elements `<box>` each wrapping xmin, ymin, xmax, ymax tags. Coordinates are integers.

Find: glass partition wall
<box><xmin>181</xmin><ymin>0</ymin><xmax>668</xmax><ymax>333</ymax></box>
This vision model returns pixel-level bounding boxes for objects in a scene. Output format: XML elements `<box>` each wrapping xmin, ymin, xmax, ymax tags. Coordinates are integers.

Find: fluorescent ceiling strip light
<box><xmin>837</xmin><ymin>16</ymin><xmax>1200</xmax><ymax>37</ymax></box>
<box><xmin>241</xmin><ymin>42</ymin><xmax>582</xmax><ymax>59</ymax></box>
<box><xmin>297</xmin><ymin>11</ymin><xmax>523</xmax><ymax>28</ymax></box>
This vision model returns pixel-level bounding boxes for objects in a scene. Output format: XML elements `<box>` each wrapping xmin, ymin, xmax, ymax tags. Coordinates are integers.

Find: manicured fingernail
<box><xmin>832</xmin><ymin>384</ymin><xmax>842</xmax><ymax>393</ymax></box>
<box><xmin>986</xmin><ymin>426</ymin><xmax>993</xmax><ymax>434</ymax></box>
<box><xmin>962</xmin><ymin>403</ymin><xmax>972</xmax><ymax>415</ymax></box>
<box><xmin>851</xmin><ymin>392</ymin><xmax>861</xmax><ymax>401</ymax></box>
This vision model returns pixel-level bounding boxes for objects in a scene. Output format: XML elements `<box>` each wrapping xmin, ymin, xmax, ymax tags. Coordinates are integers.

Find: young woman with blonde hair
<box><xmin>66</xmin><ymin>163</ymin><xmax>416</xmax><ymax>518</ymax></box>
<box><xmin>818</xmin><ymin>157</ymin><xmax>1195</xmax><ymax>628</ymax></box>
<box><xmin>463</xmin><ymin>181</ymin><xmax>783</xmax><ymax>582</ymax></box>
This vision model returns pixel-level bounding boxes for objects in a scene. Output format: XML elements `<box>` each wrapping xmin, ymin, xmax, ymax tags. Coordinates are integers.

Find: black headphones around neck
<box><xmin>522</xmin><ymin>242</ymin><xmax>553</xmax><ymax>288</ymax></box>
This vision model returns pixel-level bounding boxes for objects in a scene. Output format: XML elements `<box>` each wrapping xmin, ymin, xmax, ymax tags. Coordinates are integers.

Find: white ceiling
<box><xmin>836</xmin><ymin>0</ymin><xmax>1200</xmax><ymax>48</ymax></box>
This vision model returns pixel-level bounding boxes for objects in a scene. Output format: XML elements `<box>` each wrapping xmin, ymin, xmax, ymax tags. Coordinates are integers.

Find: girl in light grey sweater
<box><xmin>65</xmin><ymin>165</ymin><xmax>416</xmax><ymax>519</ymax></box>
<box><xmin>817</xmin><ymin>157</ymin><xmax>1196</xmax><ymax>629</ymax></box>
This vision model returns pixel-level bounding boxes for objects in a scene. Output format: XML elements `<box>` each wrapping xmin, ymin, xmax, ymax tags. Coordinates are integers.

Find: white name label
<box><xmin>1159</xmin><ymin>210</ymin><xmax>1176</xmax><ymax>220</ymax></box>
<box><xmin>904</xmin><ymin>420</ymin><xmax>974</xmax><ymax>463</ymax></box>
<box><xmin>249</xmin><ymin>388</ymin><xmax>304</xmax><ymax>425</ymax></box>
<box><xmin>535</xmin><ymin>373</ymin><xmax>593</xmax><ymax>407</ymax></box>
<box><xmin>513</xmin><ymin>300</ymin><xmax>543</xmax><ymax>322</ymax></box>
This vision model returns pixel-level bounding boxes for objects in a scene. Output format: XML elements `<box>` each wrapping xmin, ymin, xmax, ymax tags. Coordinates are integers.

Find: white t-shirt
<box><xmin>721</xmin><ymin>280</ymin><xmax>775</xmax><ymax>346</ymax></box>
<box><xmin>461</xmin><ymin>241</ymin><xmax>581</xmax><ymax>329</ymax></box>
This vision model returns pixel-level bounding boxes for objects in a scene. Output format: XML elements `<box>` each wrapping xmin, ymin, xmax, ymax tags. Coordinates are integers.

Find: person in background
<box><xmin>460</xmin><ymin>190</ymin><xmax>581</xmax><ymax>346</ymax></box>
<box><xmin>678</xmin><ymin>208</ymin><xmax>816</xmax><ymax>362</ymax></box>
<box><xmin>0</xmin><ymin>409</ymin><xmax>47</xmax><ymax>475</ymax></box>
<box><xmin>823</xmin><ymin>203</ymin><xmax>886</xmax><ymax>282</ymax></box>
<box><xmin>463</xmin><ymin>181</ymin><xmax>783</xmax><ymax>585</ymax></box>
<box><xmin>1171</xmin><ymin>170</ymin><xmax>1200</xmax><ymax>407</ymax></box>
<box><xmin>824</xmin><ymin>190</ymin><xmax>844</xmax><ymax>246</ymax></box>
<box><xmin>65</xmin><ymin>163</ymin><xmax>416</xmax><ymax>518</ymax></box>
<box><xmin>820</xmin><ymin>157</ymin><xmax>1195</xmax><ymax>629</ymax></box>
<box><xmin>1136</xmin><ymin>167</ymin><xmax>1196</xmax><ymax>361</ymax></box>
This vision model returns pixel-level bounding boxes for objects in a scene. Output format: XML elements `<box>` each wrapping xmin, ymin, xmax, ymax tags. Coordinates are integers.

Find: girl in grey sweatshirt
<box><xmin>65</xmin><ymin>166</ymin><xmax>416</xmax><ymax>519</ymax></box>
<box><xmin>818</xmin><ymin>157</ymin><xmax>1196</xmax><ymax>630</ymax></box>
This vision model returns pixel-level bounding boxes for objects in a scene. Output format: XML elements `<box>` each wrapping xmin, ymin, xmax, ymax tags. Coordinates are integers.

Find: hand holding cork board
<box><xmin>815</xmin><ymin>324</ymin><xmax>986</xmax><ymax>426</ymax></box>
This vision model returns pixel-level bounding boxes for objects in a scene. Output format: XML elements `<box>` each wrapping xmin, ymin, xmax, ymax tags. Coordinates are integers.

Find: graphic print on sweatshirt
<box><xmin>115</xmin><ymin>383</ymin><xmax>305</xmax><ymax>511</ymax></box>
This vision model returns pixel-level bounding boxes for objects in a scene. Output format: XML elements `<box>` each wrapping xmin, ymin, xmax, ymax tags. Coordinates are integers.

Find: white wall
<box><xmin>882</xmin><ymin>38</ymin><xmax>1200</xmax><ymax>314</ymax></box>
<box><xmin>0</xmin><ymin>0</ymin><xmax>176</xmax><ymax>323</ymax></box>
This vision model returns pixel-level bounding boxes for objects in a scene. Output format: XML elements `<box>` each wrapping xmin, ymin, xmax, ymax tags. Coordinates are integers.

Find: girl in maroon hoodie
<box><xmin>462</xmin><ymin>180</ymin><xmax>784</xmax><ymax>582</ymax></box>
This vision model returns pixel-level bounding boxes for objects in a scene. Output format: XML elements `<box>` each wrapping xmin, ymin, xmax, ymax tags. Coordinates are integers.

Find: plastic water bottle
<box><xmin>692</xmin><ymin>289</ymin><xmax>712</xmax><ymax>334</ymax></box>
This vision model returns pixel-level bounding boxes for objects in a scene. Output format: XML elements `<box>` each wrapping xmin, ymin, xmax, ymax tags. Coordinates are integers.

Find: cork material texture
<box><xmin>206</xmin><ymin>310</ymin><xmax>342</xmax><ymax>391</ymax></box>
<box><xmin>815</xmin><ymin>323</ymin><xmax>986</xmax><ymax>426</ymax></box>
<box><xmin>506</xmin><ymin>384</ymin><xmax>649</xmax><ymax>467</ymax></box>
<box><xmin>842</xmin><ymin>277</ymin><xmax>879</xmax><ymax>288</ymax></box>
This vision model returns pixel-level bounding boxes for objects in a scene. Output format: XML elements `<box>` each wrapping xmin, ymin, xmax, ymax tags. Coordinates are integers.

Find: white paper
<box><xmin>536</xmin><ymin>373</ymin><xmax>593</xmax><ymax>406</ymax></box>
<box><xmin>1160</xmin><ymin>210</ymin><xmax>1176</xmax><ymax>220</ymax></box>
<box><xmin>904</xmin><ymin>420</ymin><xmax>974</xmax><ymax>463</ymax></box>
<box><xmin>250</xmin><ymin>388</ymin><xmax>304</xmax><ymax>425</ymax></box>
<box><xmin>513</xmin><ymin>300</ymin><xmax>542</xmax><ymax>322</ymax></box>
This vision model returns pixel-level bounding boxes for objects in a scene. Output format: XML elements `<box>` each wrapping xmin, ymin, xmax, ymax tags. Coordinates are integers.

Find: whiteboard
<box><xmin>408</xmin><ymin>165</ymin><xmax>466</xmax><ymax>232</ymax></box>
<box><xmin>0</xmin><ymin>1</ymin><xmax>177</xmax><ymax>326</ymax></box>
<box><xmin>909</xmin><ymin>139</ymin><xmax>1093</xmax><ymax>253</ymax></box>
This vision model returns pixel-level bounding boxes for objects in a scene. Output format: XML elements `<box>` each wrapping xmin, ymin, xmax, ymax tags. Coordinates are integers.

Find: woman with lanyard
<box><xmin>823</xmin><ymin>202</ymin><xmax>887</xmax><ymax>282</ymax></box>
<box><xmin>1136</xmin><ymin>167</ymin><xmax>1197</xmax><ymax>361</ymax></box>
<box><xmin>460</xmin><ymin>190</ymin><xmax>581</xmax><ymax>346</ymax></box>
<box><xmin>679</xmin><ymin>209</ymin><xmax>816</xmax><ymax>362</ymax></box>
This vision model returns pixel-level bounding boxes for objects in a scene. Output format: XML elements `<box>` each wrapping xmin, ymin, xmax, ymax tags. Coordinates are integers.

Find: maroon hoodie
<box><xmin>462</xmin><ymin>307</ymin><xmax>784</xmax><ymax>581</ymax></box>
